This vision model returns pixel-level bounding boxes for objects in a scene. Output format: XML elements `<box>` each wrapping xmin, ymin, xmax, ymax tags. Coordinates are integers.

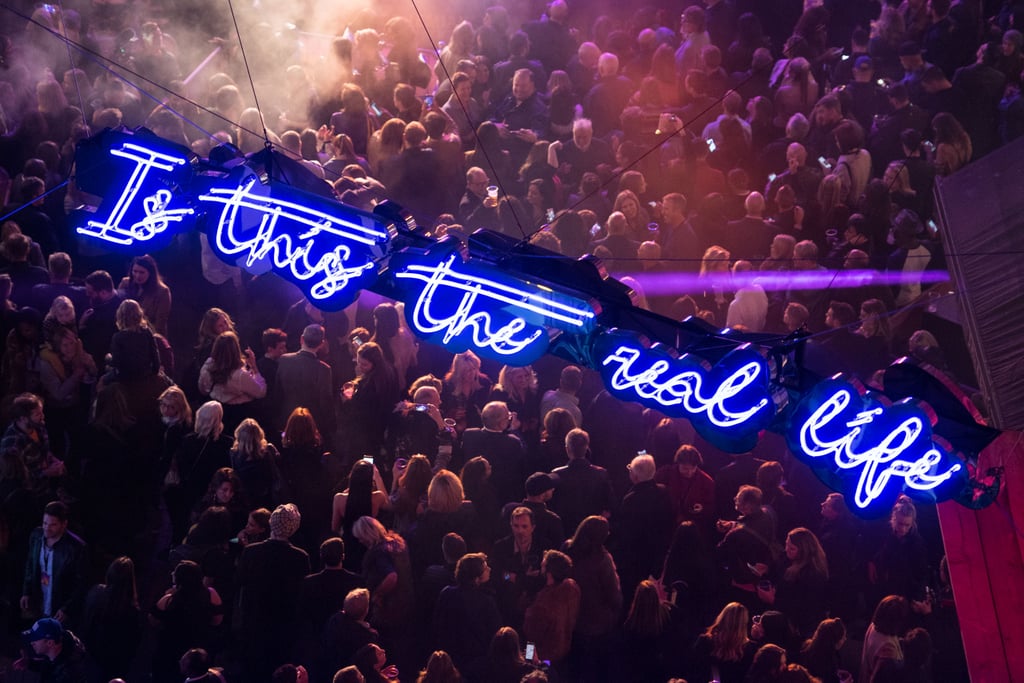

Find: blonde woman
<box><xmin>693</xmin><ymin>602</ymin><xmax>757</xmax><ymax>683</ymax></box>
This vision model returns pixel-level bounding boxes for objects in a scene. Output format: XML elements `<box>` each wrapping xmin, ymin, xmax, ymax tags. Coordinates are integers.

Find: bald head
<box><xmin>598</xmin><ymin>52</ymin><xmax>620</xmax><ymax>78</ymax></box>
<box><xmin>578</xmin><ymin>42</ymin><xmax>600</xmax><ymax>68</ymax></box>
<box><xmin>744</xmin><ymin>192</ymin><xmax>765</xmax><ymax>217</ymax></box>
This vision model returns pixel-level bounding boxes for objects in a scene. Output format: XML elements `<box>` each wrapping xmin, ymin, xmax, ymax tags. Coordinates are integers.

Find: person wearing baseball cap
<box><xmin>501</xmin><ymin>472</ymin><xmax>566</xmax><ymax>548</ymax></box>
<box><xmin>16</xmin><ymin>617</ymin><xmax>88</xmax><ymax>682</ymax></box>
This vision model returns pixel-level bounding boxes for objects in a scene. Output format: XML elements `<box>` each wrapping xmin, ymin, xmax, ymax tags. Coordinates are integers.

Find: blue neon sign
<box><xmin>594</xmin><ymin>331</ymin><xmax>775</xmax><ymax>452</ymax></box>
<box><xmin>786</xmin><ymin>377</ymin><xmax>966</xmax><ymax>515</ymax></box>
<box><xmin>391</xmin><ymin>246</ymin><xmax>596</xmax><ymax>365</ymax></box>
<box><xmin>201</xmin><ymin>171</ymin><xmax>389</xmax><ymax>310</ymax></box>
<box><xmin>73</xmin><ymin>132</ymin><xmax>195</xmax><ymax>250</ymax></box>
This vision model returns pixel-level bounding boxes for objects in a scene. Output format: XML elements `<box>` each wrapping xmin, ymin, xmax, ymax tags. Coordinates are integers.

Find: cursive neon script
<box><xmin>395</xmin><ymin>254</ymin><xmax>595</xmax><ymax>358</ymax></box>
<box><xmin>200</xmin><ymin>178</ymin><xmax>388</xmax><ymax>302</ymax></box>
<box><xmin>797</xmin><ymin>388</ymin><xmax>962</xmax><ymax>510</ymax></box>
<box><xmin>601</xmin><ymin>345</ymin><xmax>770</xmax><ymax>428</ymax></box>
<box><xmin>77</xmin><ymin>143</ymin><xmax>194</xmax><ymax>245</ymax></box>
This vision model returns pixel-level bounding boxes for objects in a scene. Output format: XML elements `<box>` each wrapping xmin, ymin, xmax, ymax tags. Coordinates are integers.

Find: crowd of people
<box><xmin>0</xmin><ymin>0</ymin><xmax>1005</xmax><ymax>680</ymax></box>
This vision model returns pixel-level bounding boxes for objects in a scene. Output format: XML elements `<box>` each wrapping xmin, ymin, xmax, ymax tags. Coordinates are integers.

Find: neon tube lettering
<box><xmin>200</xmin><ymin>179</ymin><xmax>387</xmax><ymax>302</ymax></box>
<box><xmin>601</xmin><ymin>345</ymin><xmax>770</xmax><ymax>428</ymax></box>
<box><xmin>77</xmin><ymin>143</ymin><xmax>194</xmax><ymax>245</ymax></box>
<box><xmin>797</xmin><ymin>388</ymin><xmax>962</xmax><ymax>510</ymax></box>
<box><xmin>395</xmin><ymin>255</ymin><xmax>595</xmax><ymax>357</ymax></box>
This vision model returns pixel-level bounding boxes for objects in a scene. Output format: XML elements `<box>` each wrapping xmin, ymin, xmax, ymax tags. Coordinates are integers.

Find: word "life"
<box><xmin>796</xmin><ymin>386</ymin><xmax>962</xmax><ymax>510</ymax></box>
<box><xmin>395</xmin><ymin>254</ymin><xmax>595</xmax><ymax>362</ymax></box>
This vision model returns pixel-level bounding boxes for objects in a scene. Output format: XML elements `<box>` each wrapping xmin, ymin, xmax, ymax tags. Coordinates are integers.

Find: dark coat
<box><xmin>22</xmin><ymin>528</ymin><xmax>88</xmax><ymax>621</ymax></box>
<box><xmin>461</xmin><ymin>428</ymin><xmax>527</xmax><ymax>506</ymax></box>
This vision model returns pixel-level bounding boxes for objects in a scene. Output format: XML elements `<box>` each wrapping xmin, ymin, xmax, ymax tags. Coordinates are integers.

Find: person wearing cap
<box><xmin>501</xmin><ymin>471</ymin><xmax>566</xmax><ymax>548</ymax></box>
<box><xmin>868</xmin><ymin>82</ymin><xmax>930</xmax><ymax>176</ymax></box>
<box><xmin>274</xmin><ymin>323</ymin><xmax>335</xmax><ymax>438</ymax></box>
<box><xmin>16</xmin><ymin>617</ymin><xmax>88</xmax><ymax>682</ymax></box>
<box><xmin>235</xmin><ymin>502</ymin><xmax>311</xmax><ymax>681</ymax></box>
<box><xmin>885</xmin><ymin>209</ymin><xmax>941</xmax><ymax>306</ymax></box>
<box><xmin>838</xmin><ymin>57</ymin><xmax>890</xmax><ymax>134</ymax></box>
<box><xmin>897</xmin><ymin>41</ymin><xmax>933</xmax><ymax>104</ymax></box>
<box><xmin>21</xmin><ymin>500</ymin><xmax>86</xmax><ymax>626</ymax></box>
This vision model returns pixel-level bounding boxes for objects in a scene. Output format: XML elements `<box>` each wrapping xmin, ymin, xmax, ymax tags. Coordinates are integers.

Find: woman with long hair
<box><xmin>441</xmin><ymin>350</ymin><xmax>492</xmax><ymax>433</ymax></box>
<box><xmin>330</xmin><ymin>83</ymin><xmax>373</xmax><ymax>156</ymax></box>
<box><xmin>368</xmin><ymin>117</ymin><xmax>406</xmax><ymax>176</ymax></box>
<box><xmin>333</xmin><ymin>459</ymin><xmax>390</xmax><ymax>570</ymax></box>
<box><xmin>198</xmin><ymin>331</ymin><xmax>266</xmax><ymax>433</ymax></box>
<box><xmin>472</xmin><ymin>625</ymin><xmax>537</xmax><ymax>683</ymax></box>
<box><xmin>229</xmin><ymin>418</ymin><xmax>281</xmax><ymax>509</ymax></box>
<box><xmin>692</xmin><ymin>601</ymin><xmax>757</xmax><ymax>683</ymax></box>
<box><xmin>416</xmin><ymin>649</ymin><xmax>461</xmax><ymax>683</ymax></box>
<box><xmin>408</xmin><ymin>469</ymin><xmax>477</xmax><ymax>576</ymax></box>
<box><xmin>389</xmin><ymin>453</ymin><xmax>433</xmax><ymax>534</ymax></box>
<box><xmin>81</xmin><ymin>556</ymin><xmax>141</xmax><ymax>680</ymax></box>
<box><xmin>117</xmin><ymin>253</ymin><xmax>172</xmax><ymax>335</ymax></box>
<box><xmin>370</xmin><ymin>302</ymin><xmax>417</xmax><ymax>387</ymax></box>
<box><xmin>618</xmin><ymin>579</ymin><xmax>679</xmax><ymax>682</ymax></box>
<box><xmin>460</xmin><ymin>456</ymin><xmax>501</xmax><ymax>546</ymax></box>
<box><xmin>158</xmin><ymin>385</ymin><xmax>192</xmax><ymax>476</ymax></box>
<box><xmin>858</xmin><ymin>298</ymin><xmax>893</xmax><ymax>368</ymax></box>
<box><xmin>186</xmin><ymin>308</ymin><xmax>237</xmax><ymax>402</ymax></box>
<box><xmin>759</xmin><ymin>527</ymin><xmax>830</xmax><ymax>636</ymax></box>
<box><xmin>279</xmin><ymin>407</ymin><xmax>333</xmax><ymax>554</ymax></box>
<box><xmin>352</xmin><ymin>517</ymin><xmax>414</xmax><ymax>638</ymax></box>
<box><xmin>192</xmin><ymin>467</ymin><xmax>247</xmax><ymax>532</ymax></box>
<box><xmin>859</xmin><ymin>595</ymin><xmax>908</xmax><ymax>683</ymax></box>
<box><xmin>695</xmin><ymin>245</ymin><xmax>734</xmax><ymax>326</ymax></box>
<box><xmin>149</xmin><ymin>559</ymin><xmax>224</xmax><ymax>683</ymax></box>
<box><xmin>170</xmin><ymin>401</ymin><xmax>233</xmax><ymax>544</ymax></box>
<box><xmin>108</xmin><ymin>299</ymin><xmax>161</xmax><ymax>382</ymax></box>
<box><xmin>612</xmin><ymin>188</ymin><xmax>650</xmax><ymax>240</ymax></box>
<box><xmin>341</xmin><ymin>341</ymin><xmax>401</xmax><ymax>461</ymax></box>
<box><xmin>323</xmin><ymin>132</ymin><xmax>371</xmax><ymax>180</ymax></box>
<box><xmin>932</xmin><ymin>112</ymin><xmax>972</xmax><ymax>176</ymax></box>
<box><xmin>565</xmin><ymin>515</ymin><xmax>622</xmax><ymax>681</ymax></box>
<box><xmin>799</xmin><ymin>617</ymin><xmax>846</xmax><ymax>682</ymax></box>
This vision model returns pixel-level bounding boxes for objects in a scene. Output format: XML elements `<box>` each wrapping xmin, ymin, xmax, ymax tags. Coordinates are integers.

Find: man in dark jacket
<box><xmin>462</xmin><ymin>401</ymin><xmax>527</xmax><ymax>506</ymax></box>
<box><xmin>235</xmin><ymin>503</ymin><xmax>311</xmax><ymax>681</ymax></box>
<box><xmin>274</xmin><ymin>324</ymin><xmax>334</xmax><ymax>437</ymax></box>
<box><xmin>431</xmin><ymin>553</ymin><xmax>502</xmax><ymax>672</ymax></box>
<box><xmin>550</xmin><ymin>428</ymin><xmax>615</xmax><ymax>536</ymax></box>
<box><xmin>613</xmin><ymin>453</ymin><xmax>675</xmax><ymax>601</ymax></box>
<box><xmin>21</xmin><ymin>501</ymin><xmax>86</xmax><ymax>625</ymax></box>
<box><xmin>19</xmin><ymin>617</ymin><xmax>89</xmax><ymax>683</ymax></box>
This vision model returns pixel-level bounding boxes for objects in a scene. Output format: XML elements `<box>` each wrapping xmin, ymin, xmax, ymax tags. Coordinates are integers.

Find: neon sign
<box><xmin>75</xmin><ymin>137</ymin><xmax>195</xmax><ymax>248</ymax></box>
<box><xmin>595</xmin><ymin>331</ymin><xmax>774</xmax><ymax>452</ymax></box>
<box><xmin>391</xmin><ymin>248</ymin><xmax>596</xmax><ymax>364</ymax></box>
<box><xmin>201</xmin><ymin>173</ymin><xmax>389</xmax><ymax>310</ymax></box>
<box><xmin>69</xmin><ymin>129</ymin><xmax>996</xmax><ymax>516</ymax></box>
<box><xmin>787</xmin><ymin>377</ymin><xmax>966</xmax><ymax>515</ymax></box>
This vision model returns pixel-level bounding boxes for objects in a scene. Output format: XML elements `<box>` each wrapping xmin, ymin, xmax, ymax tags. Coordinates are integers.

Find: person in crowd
<box><xmin>614</xmin><ymin>452</ymin><xmax>674</xmax><ymax>600</ymax></box>
<box><xmin>333</xmin><ymin>459</ymin><xmax>390</xmax><ymax>571</ymax></box>
<box><xmin>16</xmin><ymin>617</ymin><xmax>89</xmax><ymax>683</ymax></box>
<box><xmin>117</xmin><ymin>253</ymin><xmax>172</xmax><ymax>336</ymax></box>
<box><xmin>20</xmin><ymin>500</ymin><xmax>86</xmax><ymax>625</ymax></box>
<box><xmin>523</xmin><ymin>548</ymin><xmax>580</xmax><ymax>668</ymax></box>
<box><xmin>431</xmin><ymin>551</ymin><xmax>502</xmax><ymax>673</ymax></box>
<box><xmin>564</xmin><ymin>514</ymin><xmax>622</xmax><ymax>682</ymax></box>
<box><xmin>79</xmin><ymin>270</ymin><xmax>123</xmax><ymax>368</ymax></box>
<box><xmin>79</xmin><ymin>555</ymin><xmax>141</xmax><ymax>680</ymax></box>
<box><xmin>870</xmin><ymin>495</ymin><xmax>931</xmax><ymax>604</ymax></box>
<box><xmin>322</xmin><ymin>587</ymin><xmax>380</xmax><ymax>679</ymax></box>
<box><xmin>341</xmin><ymin>341</ymin><xmax>401</xmax><ymax>460</ymax></box>
<box><xmin>170</xmin><ymin>401</ymin><xmax>233</xmax><ymax>544</ymax></box>
<box><xmin>550</xmin><ymin>428</ymin><xmax>615</xmax><ymax>536</ymax></box>
<box><xmin>859</xmin><ymin>595</ymin><xmax>909</xmax><ymax>683</ymax></box>
<box><xmin>758</xmin><ymin>528</ymin><xmax>830</xmax><ymax>637</ymax></box>
<box><xmin>441</xmin><ymin>350</ymin><xmax>492</xmax><ymax>433</ymax></box>
<box><xmin>461</xmin><ymin>401</ymin><xmax>526</xmax><ymax>506</ymax></box>
<box><xmin>186</xmin><ymin>308</ymin><xmax>236</xmax><ymax>402</ymax></box>
<box><xmin>198</xmin><ymin>330</ymin><xmax>266</xmax><ymax>433</ymax></box>
<box><xmin>691</xmin><ymin>601</ymin><xmax>758</xmax><ymax>683</ymax></box>
<box><xmin>799</xmin><ymin>617</ymin><xmax>847</xmax><ymax>682</ymax></box>
<box><xmin>236</xmin><ymin>503</ymin><xmax>311</xmax><ymax>680</ymax></box>
<box><xmin>656</xmin><ymin>444</ymin><xmax>716</xmax><ymax>530</ymax></box>
<box><xmin>107</xmin><ymin>298</ymin><xmax>161</xmax><ymax>383</ymax></box>
<box><xmin>716</xmin><ymin>485</ymin><xmax>776</xmax><ymax>612</ymax></box>
<box><xmin>299</xmin><ymin>537</ymin><xmax>365</xmax><ymax>640</ymax></box>
<box><xmin>275</xmin><ymin>323</ymin><xmax>335</xmax><ymax>443</ymax></box>
<box><xmin>149</xmin><ymin>560</ymin><xmax>224</xmax><ymax>683</ymax></box>
<box><xmin>352</xmin><ymin>516</ymin><xmax>414</xmax><ymax>647</ymax></box>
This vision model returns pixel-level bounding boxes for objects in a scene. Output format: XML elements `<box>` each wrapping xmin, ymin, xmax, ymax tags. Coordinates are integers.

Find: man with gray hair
<box><xmin>551</xmin><ymin>428</ymin><xmax>615</xmax><ymax>535</ymax></box>
<box><xmin>614</xmin><ymin>452</ymin><xmax>674</xmax><ymax>599</ymax></box>
<box><xmin>462</xmin><ymin>400</ymin><xmax>526</xmax><ymax>505</ymax></box>
<box><xmin>547</xmin><ymin>117</ymin><xmax>613</xmax><ymax>187</ymax></box>
<box><xmin>583</xmin><ymin>52</ymin><xmax>633</xmax><ymax>137</ymax></box>
<box><xmin>725</xmin><ymin>191</ymin><xmax>775</xmax><ymax>262</ymax></box>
